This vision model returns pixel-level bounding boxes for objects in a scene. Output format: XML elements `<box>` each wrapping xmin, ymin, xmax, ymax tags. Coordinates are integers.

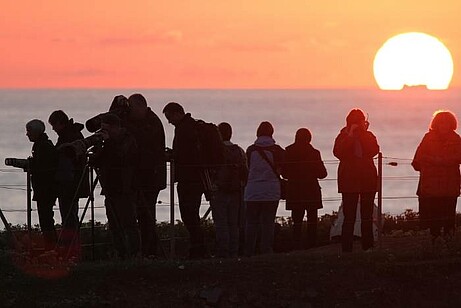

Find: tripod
<box><xmin>0</xmin><ymin>207</ymin><xmax>19</xmax><ymax>248</ymax></box>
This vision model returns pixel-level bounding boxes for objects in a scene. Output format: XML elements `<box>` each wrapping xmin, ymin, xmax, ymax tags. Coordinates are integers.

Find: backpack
<box><xmin>217</xmin><ymin>144</ymin><xmax>247</xmax><ymax>192</ymax></box>
<box><xmin>195</xmin><ymin>120</ymin><xmax>225</xmax><ymax>168</ymax></box>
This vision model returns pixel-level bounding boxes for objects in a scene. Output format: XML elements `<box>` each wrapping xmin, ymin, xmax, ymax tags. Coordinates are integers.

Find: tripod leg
<box><xmin>0</xmin><ymin>207</ymin><xmax>19</xmax><ymax>248</ymax></box>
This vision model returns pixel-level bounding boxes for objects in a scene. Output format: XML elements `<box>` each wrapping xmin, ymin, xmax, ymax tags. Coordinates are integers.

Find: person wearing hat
<box><xmin>333</xmin><ymin>108</ymin><xmax>379</xmax><ymax>252</ymax></box>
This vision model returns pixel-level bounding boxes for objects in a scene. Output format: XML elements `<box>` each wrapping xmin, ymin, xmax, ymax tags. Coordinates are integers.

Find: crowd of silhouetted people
<box><xmin>16</xmin><ymin>93</ymin><xmax>461</xmax><ymax>260</ymax></box>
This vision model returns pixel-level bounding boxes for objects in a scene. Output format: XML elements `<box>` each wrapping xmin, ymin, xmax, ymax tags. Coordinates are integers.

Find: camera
<box><xmin>5</xmin><ymin>158</ymin><xmax>30</xmax><ymax>171</ymax></box>
<box><xmin>58</xmin><ymin>132</ymin><xmax>105</xmax><ymax>159</ymax></box>
<box><xmin>85</xmin><ymin>95</ymin><xmax>130</xmax><ymax>133</ymax></box>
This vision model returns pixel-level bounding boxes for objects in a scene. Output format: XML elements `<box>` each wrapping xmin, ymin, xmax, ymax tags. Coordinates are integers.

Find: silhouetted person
<box><xmin>210</xmin><ymin>122</ymin><xmax>248</xmax><ymax>258</ymax></box>
<box><xmin>26</xmin><ymin>119</ymin><xmax>58</xmax><ymax>250</ymax></box>
<box><xmin>48</xmin><ymin>110</ymin><xmax>89</xmax><ymax>258</ymax></box>
<box><xmin>412</xmin><ymin>110</ymin><xmax>461</xmax><ymax>244</ymax></box>
<box><xmin>244</xmin><ymin>121</ymin><xmax>285</xmax><ymax>256</ymax></box>
<box><xmin>333</xmin><ymin>109</ymin><xmax>379</xmax><ymax>252</ymax></box>
<box><xmin>126</xmin><ymin>93</ymin><xmax>167</xmax><ymax>257</ymax></box>
<box><xmin>92</xmin><ymin>114</ymin><xmax>140</xmax><ymax>259</ymax></box>
<box><xmin>282</xmin><ymin>128</ymin><xmax>327</xmax><ymax>250</ymax></box>
<box><xmin>163</xmin><ymin>102</ymin><xmax>206</xmax><ymax>259</ymax></box>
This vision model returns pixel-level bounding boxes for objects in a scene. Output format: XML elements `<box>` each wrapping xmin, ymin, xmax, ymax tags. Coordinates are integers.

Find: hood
<box><xmin>254</xmin><ymin>136</ymin><xmax>276</xmax><ymax>147</ymax></box>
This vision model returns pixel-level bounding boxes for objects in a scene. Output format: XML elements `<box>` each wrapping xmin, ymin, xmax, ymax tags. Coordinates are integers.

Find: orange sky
<box><xmin>0</xmin><ymin>0</ymin><xmax>460</xmax><ymax>89</ymax></box>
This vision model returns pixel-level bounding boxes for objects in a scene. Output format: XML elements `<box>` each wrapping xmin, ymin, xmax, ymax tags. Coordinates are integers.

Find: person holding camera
<box><xmin>26</xmin><ymin>119</ymin><xmax>59</xmax><ymax>250</ymax></box>
<box><xmin>333</xmin><ymin>108</ymin><xmax>379</xmax><ymax>253</ymax></box>
<box><xmin>126</xmin><ymin>94</ymin><xmax>167</xmax><ymax>258</ymax></box>
<box><xmin>92</xmin><ymin>113</ymin><xmax>140</xmax><ymax>259</ymax></box>
<box><xmin>48</xmin><ymin>110</ymin><xmax>90</xmax><ymax>258</ymax></box>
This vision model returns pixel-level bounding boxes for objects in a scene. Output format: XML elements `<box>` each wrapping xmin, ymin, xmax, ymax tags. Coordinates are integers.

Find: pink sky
<box><xmin>0</xmin><ymin>0</ymin><xmax>460</xmax><ymax>88</ymax></box>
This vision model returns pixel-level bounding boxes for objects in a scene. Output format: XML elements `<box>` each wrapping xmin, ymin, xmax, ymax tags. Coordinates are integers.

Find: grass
<box><xmin>1</xmin><ymin>231</ymin><xmax>461</xmax><ymax>307</ymax></box>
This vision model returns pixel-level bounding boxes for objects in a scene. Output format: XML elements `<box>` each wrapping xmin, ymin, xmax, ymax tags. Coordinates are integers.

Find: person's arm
<box><xmin>333</xmin><ymin>130</ymin><xmax>355</xmax><ymax>160</ymax></box>
<box><xmin>314</xmin><ymin>150</ymin><xmax>328</xmax><ymax>179</ymax></box>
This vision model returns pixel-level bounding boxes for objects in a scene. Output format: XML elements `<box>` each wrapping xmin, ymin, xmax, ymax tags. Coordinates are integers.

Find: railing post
<box><xmin>377</xmin><ymin>152</ymin><xmax>383</xmax><ymax>248</ymax></box>
<box><xmin>26</xmin><ymin>161</ymin><xmax>32</xmax><ymax>236</ymax></box>
<box><xmin>169</xmin><ymin>160</ymin><xmax>176</xmax><ymax>258</ymax></box>
<box><xmin>90</xmin><ymin>166</ymin><xmax>95</xmax><ymax>260</ymax></box>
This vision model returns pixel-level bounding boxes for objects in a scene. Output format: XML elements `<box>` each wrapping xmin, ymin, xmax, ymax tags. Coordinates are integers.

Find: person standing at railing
<box><xmin>48</xmin><ymin>110</ymin><xmax>90</xmax><ymax>259</ymax></box>
<box><xmin>412</xmin><ymin>110</ymin><xmax>461</xmax><ymax>245</ymax></box>
<box><xmin>244</xmin><ymin>121</ymin><xmax>285</xmax><ymax>256</ymax></box>
<box><xmin>210</xmin><ymin>122</ymin><xmax>248</xmax><ymax>258</ymax></box>
<box><xmin>282</xmin><ymin>128</ymin><xmax>327</xmax><ymax>250</ymax></box>
<box><xmin>126</xmin><ymin>94</ymin><xmax>167</xmax><ymax>258</ymax></box>
<box><xmin>92</xmin><ymin>114</ymin><xmax>140</xmax><ymax>259</ymax></box>
<box><xmin>162</xmin><ymin>102</ymin><xmax>207</xmax><ymax>259</ymax></box>
<box><xmin>333</xmin><ymin>108</ymin><xmax>379</xmax><ymax>253</ymax></box>
<box><xmin>26</xmin><ymin>119</ymin><xmax>59</xmax><ymax>251</ymax></box>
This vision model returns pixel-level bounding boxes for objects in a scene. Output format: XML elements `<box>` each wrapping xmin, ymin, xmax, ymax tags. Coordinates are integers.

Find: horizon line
<box><xmin>0</xmin><ymin>86</ymin><xmax>460</xmax><ymax>91</ymax></box>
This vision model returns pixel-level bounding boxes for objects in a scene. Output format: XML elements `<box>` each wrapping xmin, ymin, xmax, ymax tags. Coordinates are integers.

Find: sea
<box><xmin>1</xmin><ymin>88</ymin><xmax>461</xmax><ymax>228</ymax></box>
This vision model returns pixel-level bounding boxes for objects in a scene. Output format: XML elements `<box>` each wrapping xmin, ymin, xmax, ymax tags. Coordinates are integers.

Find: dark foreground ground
<box><xmin>1</xmin><ymin>233</ymin><xmax>461</xmax><ymax>308</ymax></box>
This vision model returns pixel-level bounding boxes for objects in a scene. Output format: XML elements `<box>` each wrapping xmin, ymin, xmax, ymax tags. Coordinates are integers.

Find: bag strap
<box><xmin>256</xmin><ymin>149</ymin><xmax>280</xmax><ymax>178</ymax></box>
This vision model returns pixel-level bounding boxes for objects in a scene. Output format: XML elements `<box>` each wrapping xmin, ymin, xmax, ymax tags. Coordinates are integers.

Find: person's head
<box><xmin>256</xmin><ymin>121</ymin><xmax>274</xmax><ymax>137</ymax></box>
<box><xmin>430</xmin><ymin>110</ymin><xmax>458</xmax><ymax>134</ymax></box>
<box><xmin>295</xmin><ymin>128</ymin><xmax>312</xmax><ymax>144</ymax></box>
<box><xmin>218</xmin><ymin>122</ymin><xmax>232</xmax><ymax>141</ymax></box>
<box><xmin>346</xmin><ymin>108</ymin><xmax>368</xmax><ymax>131</ymax></box>
<box><xmin>48</xmin><ymin>110</ymin><xmax>69</xmax><ymax>134</ymax></box>
<box><xmin>100</xmin><ymin>113</ymin><xmax>122</xmax><ymax>139</ymax></box>
<box><xmin>128</xmin><ymin>93</ymin><xmax>148</xmax><ymax>120</ymax></box>
<box><xmin>26</xmin><ymin>119</ymin><xmax>45</xmax><ymax>142</ymax></box>
<box><xmin>163</xmin><ymin>102</ymin><xmax>185</xmax><ymax>126</ymax></box>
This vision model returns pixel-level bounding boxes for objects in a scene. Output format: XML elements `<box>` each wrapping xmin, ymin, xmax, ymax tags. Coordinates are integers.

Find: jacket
<box><xmin>244</xmin><ymin>136</ymin><xmax>285</xmax><ymax>202</ymax></box>
<box><xmin>55</xmin><ymin>119</ymin><xmax>90</xmax><ymax>198</ymax></box>
<box><xmin>125</xmin><ymin>108</ymin><xmax>167</xmax><ymax>191</ymax></box>
<box><xmin>93</xmin><ymin>129</ymin><xmax>138</xmax><ymax>195</ymax></box>
<box><xmin>333</xmin><ymin>127</ymin><xmax>379</xmax><ymax>193</ymax></box>
<box><xmin>172</xmin><ymin>113</ymin><xmax>202</xmax><ymax>184</ymax></box>
<box><xmin>412</xmin><ymin>130</ymin><xmax>461</xmax><ymax>197</ymax></box>
<box><xmin>30</xmin><ymin>133</ymin><xmax>58</xmax><ymax>201</ymax></box>
<box><xmin>215</xmin><ymin>141</ymin><xmax>248</xmax><ymax>192</ymax></box>
<box><xmin>282</xmin><ymin>142</ymin><xmax>327</xmax><ymax>210</ymax></box>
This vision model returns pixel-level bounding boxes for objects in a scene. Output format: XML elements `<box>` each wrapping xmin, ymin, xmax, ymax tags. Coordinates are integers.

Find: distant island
<box><xmin>402</xmin><ymin>84</ymin><xmax>428</xmax><ymax>90</ymax></box>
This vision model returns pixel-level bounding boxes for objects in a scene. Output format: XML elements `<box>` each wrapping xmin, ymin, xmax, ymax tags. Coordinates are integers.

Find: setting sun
<box><xmin>373</xmin><ymin>32</ymin><xmax>454</xmax><ymax>90</ymax></box>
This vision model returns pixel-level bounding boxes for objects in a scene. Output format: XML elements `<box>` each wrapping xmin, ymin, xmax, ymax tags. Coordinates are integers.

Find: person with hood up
<box><xmin>244</xmin><ymin>121</ymin><xmax>285</xmax><ymax>256</ymax></box>
<box><xmin>333</xmin><ymin>108</ymin><xmax>379</xmax><ymax>253</ymax></box>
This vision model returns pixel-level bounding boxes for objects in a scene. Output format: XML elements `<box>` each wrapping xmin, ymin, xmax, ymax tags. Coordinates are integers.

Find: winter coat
<box><xmin>412</xmin><ymin>130</ymin><xmax>461</xmax><ymax>197</ymax></box>
<box><xmin>55</xmin><ymin>119</ymin><xmax>90</xmax><ymax>198</ymax></box>
<box><xmin>244</xmin><ymin>136</ymin><xmax>285</xmax><ymax>202</ymax></box>
<box><xmin>30</xmin><ymin>133</ymin><xmax>58</xmax><ymax>201</ymax></box>
<box><xmin>333</xmin><ymin>127</ymin><xmax>379</xmax><ymax>193</ymax></box>
<box><xmin>93</xmin><ymin>129</ymin><xmax>138</xmax><ymax>195</ymax></box>
<box><xmin>282</xmin><ymin>142</ymin><xmax>327</xmax><ymax>210</ymax></box>
<box><xmin>125</xmin><ymin>108</ymin><xmax>167</xmax><ymax>192</ymax></box>
<box><xmin>172</xmin><ymin>113</ymin><xmax>202</xmax><ymax>184</ymax></box>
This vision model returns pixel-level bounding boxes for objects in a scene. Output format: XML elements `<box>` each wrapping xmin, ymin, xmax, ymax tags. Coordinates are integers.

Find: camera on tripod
<box><xmin>58</xmin><ymin>132</ymin><xmax>105</xmax><ymax>159</ymax></box>
<box><xmin>4</xmin><ymin>157</ymin><xmax>30</xmax><ymax>171</ymax></box>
